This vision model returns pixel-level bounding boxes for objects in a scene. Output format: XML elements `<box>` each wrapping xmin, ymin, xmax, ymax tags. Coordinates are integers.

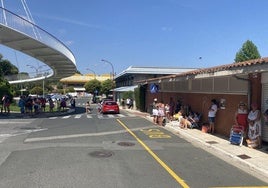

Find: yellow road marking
<box><xmin>116</xmin><ymin>119</ymin><xmax>190</xmax><ymax>188</ymax></box>
<box><xmin>141</xmin><ymin>128</ymin><xmax>172</xmax><ymax>138</ymax></box>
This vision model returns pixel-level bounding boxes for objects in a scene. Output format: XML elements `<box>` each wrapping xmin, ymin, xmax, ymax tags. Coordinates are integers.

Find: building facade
<box><xmin>114</xmin><ymin>66</ymin><xmax>197</xmax><ymax>107</ymax></box>
<box><xmin>137</xmin><ymin>58</ymin><xmax>268</xmax><ymax>141</ymax></box>
<box><xmin>60</xmin><ymin>73</ymin><xmax>111</xmax><ymax>96</ymax></box>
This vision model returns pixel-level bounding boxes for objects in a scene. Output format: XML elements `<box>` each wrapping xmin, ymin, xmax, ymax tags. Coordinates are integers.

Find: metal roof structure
<box><xmin>112</xmin><ymin>85</ymin><xmax>138</xmax><ymax>92</ymax></box>
<box><xmin>115</xmin><ymin>66</ymin><xmax>197</xmax><ymax>79</ymax></box>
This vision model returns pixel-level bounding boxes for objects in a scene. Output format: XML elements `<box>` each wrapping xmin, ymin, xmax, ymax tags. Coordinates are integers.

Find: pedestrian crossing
<box><xmin>48</xmin><ymin>113</ymin><xmax>136</xmax><ymax>120</ymax></box>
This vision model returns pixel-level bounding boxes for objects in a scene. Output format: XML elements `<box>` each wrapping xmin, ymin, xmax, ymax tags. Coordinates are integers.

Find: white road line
<box><xmin>48</xmin><ymin>113</ymin><xmax>135</xmax><ymax>120</ymax></box>
<box><xmin>74</xmin><ymin>115</ymin><xmax>82</xmax><ymax>119</ymax></box>
<box><xmin>24</xmin><ymin>126</ymin><xmax>155</xmax><ymax>143</ymax></box>
<box><xmin>62</xmin><ymin>115</ymin><xmax>71</xmax><ymax>119</ymax></box>
<box><xmin>0</xmin><ymin>121</ymin><xmax>33</xmax><ymax>124</ymax></box>
<box><xmin>117</xmin><ymin>114</ymin><xmax>125</xmax><ymax>117</ymax></box>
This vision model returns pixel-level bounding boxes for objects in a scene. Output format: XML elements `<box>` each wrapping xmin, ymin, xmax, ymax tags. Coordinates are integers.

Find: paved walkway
<box><xmin>124</xmin><ymin>108</ymin><xmax>268</xmax><ymax>183</ymax></box>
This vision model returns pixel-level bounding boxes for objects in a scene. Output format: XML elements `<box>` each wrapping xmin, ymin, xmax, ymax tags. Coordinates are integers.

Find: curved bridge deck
<box><xmin>0</xmin><ymin>7</ymin><xmax>76</xmax><ymax>83</ymax></box>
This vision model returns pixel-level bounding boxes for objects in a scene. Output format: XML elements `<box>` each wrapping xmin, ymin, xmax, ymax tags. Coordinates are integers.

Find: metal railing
<box><xmin>0</xmin><ymin>7</ymin><xmax>76</xmax><ymax>65</ymax></box>
<box><xmin>4</xmin><ymin>68</ymin><xmax>53</xmax><ymax>82</ymax></box>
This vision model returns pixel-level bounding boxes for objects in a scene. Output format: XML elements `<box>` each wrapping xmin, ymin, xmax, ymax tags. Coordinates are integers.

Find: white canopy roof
<box><xmin>112</xmin><ymin>85</ymin><xmax>138</xmax><ymax>92</ymax></box>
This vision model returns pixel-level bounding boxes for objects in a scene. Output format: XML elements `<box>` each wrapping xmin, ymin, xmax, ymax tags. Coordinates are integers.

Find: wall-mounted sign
<box><xmin>150</xmin><ymin>83</ymin><xmax>159</xmax><ymax>93</ymax></box>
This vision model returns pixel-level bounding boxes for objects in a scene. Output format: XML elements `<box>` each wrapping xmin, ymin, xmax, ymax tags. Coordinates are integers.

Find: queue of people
<box><xmin>16</xmin><ymin>95</ymin><xmax>71</xmax><ymax>115</ymax></box>
<box><xmin>18</xmin><ymin>95</ymin><xmax>51</xmax><ymax>114</ymax></box>
<box><xmin>152</xmin><ymin>97</ymin><xmax>201</xmax><ymax>128</ymax></box>
<box><xmin>172</xmin><ymin>107</ymin><xmax>201</xmax><ymax>129</ymax></box>
<box><xmin>152</xmin><ymin>98</ymin><xmax>170</xmax><ymax>126</ymax></box>
<box><xmin>151</xmin><ymin>96</ymin><xmax>264</xmax><ymax>149</ymax></box>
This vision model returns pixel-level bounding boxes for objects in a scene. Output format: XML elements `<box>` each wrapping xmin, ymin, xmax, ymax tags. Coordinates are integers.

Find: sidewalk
<box><xmin>0</xmin><ymin>108</ymin><xmax>74</xmax><ymax>119</ymax></box>
<box><xmin>124</xmin><ymin>108</ymin><xmax>268</xmax><ymax>183</ymax></box>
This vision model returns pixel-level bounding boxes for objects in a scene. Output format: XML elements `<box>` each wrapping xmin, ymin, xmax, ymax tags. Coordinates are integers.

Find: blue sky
<box><xmin>1</xmin><ymin>0</ymin><xmax>268</xmax><ymax>76</ymax></box>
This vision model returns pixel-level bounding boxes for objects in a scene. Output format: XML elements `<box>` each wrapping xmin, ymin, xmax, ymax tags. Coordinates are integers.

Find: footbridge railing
<box><xmin>0</xmin><ymin>7</ymin><xmax>77</xmax><ymax>83</ymax></box>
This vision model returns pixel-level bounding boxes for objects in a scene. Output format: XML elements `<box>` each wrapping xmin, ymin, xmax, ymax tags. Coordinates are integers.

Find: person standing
<box><xmin>49</xmin><ymin>98</ymin><xmax>54</xmax><ymax>112</ymax></box>
<box><xmin>128</xmin><ymin>98</ymin><xmax>133</xmax><ymax>109</ymax></box>
<box><xmin>18</xmin><ymin>95</ymin><xmax>26</xmax><ymax>114</ymax></box>
<box><xmin>86</xmin><ymin>101</ymin><xmax>91</xmax><ymax>113</ymax></box>
<box><xmin>2</xmin><ymin>94</ymin><xmax>11</xmax><ymax>114</ymax></box>
<box><xmin>126</xmin><ymin>98</ymin><xmax>130</xmax><ymax>109</ymax></box>
<box><xmin>152</xmin><ymin>98</ymin><xmax>158</xmax><ymax>124</ymax></box>
<box><xmin>247</xmin><ymin>102</ymin><xmax>261</xmax><ymax>148</ymax></box>
<box><xmin>70</xmin><ymin>98</ymin><xmax>76</xmax><ymax>110</ymax></box>
<box><xmin>169</xmin><ymin>97</ymin><xmax>175</xmax><ymax>118</ymax></box>
<box><xmin>246</xmin><ymin>119</ymin><xmax>261</xmax><ymax>149</ymax></box>
<box><xmin>234</xmin><ymin>102</ymin><xmax>248</xmax><ymax>133</ymax></box>
<box><xmin>208</xmin><ymin>99</ymin><xmax>218</xmax><ymax>134</ymax></box>
<box><xmin>121</xmin><ymin>98</ymin><xmax>126</xmax><ymax>109</ymax></box>
<box><xmin>165</xmin><ymin>103</ymin><xmax>170</xmax><ymax>121</ymax></box>
<box><xmin>157</xmin><ymin>102</ymin><xmax>165</xmax><ymax>126</ymax></box>
<box><xmin>248</xmin><ymin>103</ymin><xmax>261</xmax><ymax>123</ymax></box>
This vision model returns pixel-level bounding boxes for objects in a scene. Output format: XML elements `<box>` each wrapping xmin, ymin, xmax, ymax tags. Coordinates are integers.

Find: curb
<box><xmin>164</xmin><ymin>123</ymin><xmax>268</xmax><ymax>182</ymax></box>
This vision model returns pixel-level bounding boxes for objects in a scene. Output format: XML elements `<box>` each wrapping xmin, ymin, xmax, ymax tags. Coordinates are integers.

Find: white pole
<box><xmin>1</xmin><ymin>0</ymin><xmax>7</xmax><ymax>25</ymax></box>
<box><xmin>21</xmin><ymin>0</ymin><xmax>38</xmax><ymax>38</ymax></box>
<box><xmin>42</xmin><ymin>78</ymin><xmax>45</xmax><ymax>98</ymax></box>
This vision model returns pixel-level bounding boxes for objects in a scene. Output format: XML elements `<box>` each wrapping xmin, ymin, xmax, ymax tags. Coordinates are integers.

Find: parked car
<box><xmin>50</xmin><ymin>94</ymin><xmax>65</xmax><ymax>102</ymax></box>
<box><xmin>101</xmin><ymin>101</ymin><xmax>120</xmax><ymax>114</ymax></box>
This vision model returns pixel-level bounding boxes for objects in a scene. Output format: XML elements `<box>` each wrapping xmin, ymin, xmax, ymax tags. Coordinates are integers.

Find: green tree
<box><xmin>84</xmin><ymin>79</ymin><xmax>101</xmax><ymax>94</ymax></box>
<box><xmin>66</xmin><ymin>86</ymin><xmax>75</xmax><ymax>93</ymax></box>
<box><xmin>122</xmin><ymin>91</ymin><xmax>134</xmax><ymax>100</ymax></box>
<box><xmin>30</xmin><ymin>86</ymin><xmax>43</xmax><ymax>95</ymax></box>
<box><xmin>0</xmin><ymin>54</ymin><xmax>16</xmax><ymax>100</ymax></box>
<box><xmin>0</xmin><ymin>54</ymin><xmax>19</xmax><ymax>76</ymax></box>
<box><xmin>234</xmin><ymin>40</ymin><xmax>261</xmax><ymax>63</ymax></box>
<box><xmin>0</xmin><ymin>77</ymin><xmax>13</xmax><ymax>102</ymax></box>
<box><xmin>101</xmin><ymin>79</ymin><xmax>115</xmax><ymax>96</ymax></box>
<box><xmin>57</xmin><ymin>82</ymin><xmax>63</xmax><ymax>89</ymax></box>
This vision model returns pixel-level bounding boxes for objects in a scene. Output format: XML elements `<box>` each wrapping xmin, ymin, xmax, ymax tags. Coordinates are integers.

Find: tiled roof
<box><xmin>184</xmin><ymin>57</ymin><xmax>268</xmax><ymax>75</ymax></box>
<box><xmin>138</xmin><ymin>57</ymin><xmax>268</xmax><ymax>83</ymax></box>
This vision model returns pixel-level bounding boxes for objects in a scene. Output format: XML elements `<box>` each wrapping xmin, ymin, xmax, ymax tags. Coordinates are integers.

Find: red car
<box><xmin>101</xmin><ymin>101</ymin><xmax>120</xmax><ymax>114</ymax></box>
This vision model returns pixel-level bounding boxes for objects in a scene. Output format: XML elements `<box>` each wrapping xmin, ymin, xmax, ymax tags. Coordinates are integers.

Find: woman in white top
<box><xmin>247</xmin><ymin>103</ymin><xmax>261</xmax><ymax>123</ymax></box>
<box><xmin>152</xmin><ymin>98</ymin><xmax>158</xmax><ymax>124</ymax></box>
<box><xmin>208</xmin><ymin>99</ymin><xmax>218</xmax><ymax>134</ymax></box>
<box><xmin>157</xmin><ymin>102</ymin><xmax>165</xmax><ymax>126</ymax></box>
<box><xmin>247</xmin><ymin>102</ymin><xmax>261</xmax><ymax>148</ymax></box>
<box><xmin>246</xmin><ymin>119</ymin><xmax>261</xmax><ymax>148</ymax></box>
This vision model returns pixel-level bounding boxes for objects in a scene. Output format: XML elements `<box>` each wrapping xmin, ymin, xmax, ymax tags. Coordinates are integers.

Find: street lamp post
<box><xmin>86</xmin><ymin>68</ymin><xmax>96</xmax><ymax>79</ymax></box>
<box><xmin>26</xmin><ymin>64</ymin><xmax>47</xmax><ymax>97</ymax></box>
<box><xmin>101</xmin><ymin>59</ymin><xmax>114</xmax><ymax>80</ymax></box>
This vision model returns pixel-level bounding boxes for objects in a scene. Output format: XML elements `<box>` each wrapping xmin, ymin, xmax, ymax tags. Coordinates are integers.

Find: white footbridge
<box><xmin>0</xmin><ymin>5</ymin><xmax>77</xmax><ymax>84</ymax></box>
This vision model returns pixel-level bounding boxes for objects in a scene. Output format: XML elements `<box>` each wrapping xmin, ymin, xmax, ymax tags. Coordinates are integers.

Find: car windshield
<box><xmin>105</xmin><ymin>101</ymin><xmax>117</xmax><ymax>105</ymax></box>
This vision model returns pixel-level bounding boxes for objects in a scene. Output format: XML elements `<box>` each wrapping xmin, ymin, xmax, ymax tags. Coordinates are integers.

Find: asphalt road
<box><xmin>0</xmin><ymin>99</ymin><xmax>267</xmax><ymax>188</ymax></box>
